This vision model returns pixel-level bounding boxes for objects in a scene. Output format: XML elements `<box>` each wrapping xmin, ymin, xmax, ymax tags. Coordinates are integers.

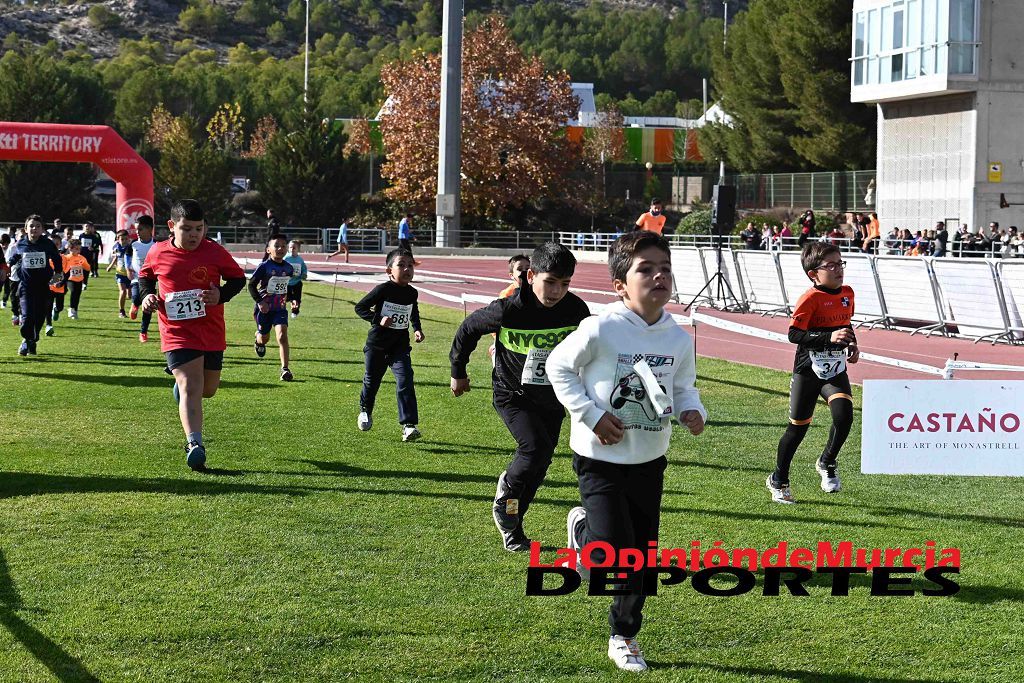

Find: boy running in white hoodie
<box><xmin>547</xmin><ymin>230</ymin><xmax>707</xmax><ymax>674</ymax></box>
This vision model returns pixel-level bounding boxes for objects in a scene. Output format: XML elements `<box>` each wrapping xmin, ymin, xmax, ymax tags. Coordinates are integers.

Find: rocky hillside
<box><xmin>0</xmin><ymin>0</ymin><xmax>747</xmax><ymax>61</ymax></box>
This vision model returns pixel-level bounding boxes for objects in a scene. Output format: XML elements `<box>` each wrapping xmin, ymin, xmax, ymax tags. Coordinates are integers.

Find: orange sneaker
<box><xmin>139</xmin><ymin>332</ymin><xmax>148</xmax><ymax>343</ymax></box>
<box><xmin>129</xmin><ymin>304</ymin><xmax>139</xmax><ymax>320</ymax></box>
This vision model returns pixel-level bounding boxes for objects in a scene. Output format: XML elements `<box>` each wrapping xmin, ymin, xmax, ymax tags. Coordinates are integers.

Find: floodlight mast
<box><xmin>436</xmin><ymin>0</ymin><xmax>464</xmax><ymax>247</ymax></box>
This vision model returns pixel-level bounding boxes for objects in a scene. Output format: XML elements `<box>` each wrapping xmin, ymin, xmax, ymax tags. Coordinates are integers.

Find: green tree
<box><xmin>178</xmin><ymin>0</ymin><xmax>228</xmax><ymax>38</ymax></box>
<box><xmin>157</xmin><ymin>117</ymin><xmax>233</xmax><ymax>223</ymax></box>
<box><xmin>0</xmin><ymin>50</ymin><xmax>110</xmax><ymax>219</ymax></box>
<box><xmin>257</xmin><ymin>112</ymin><xmax>363</xmax><ymax>226</ymax></box>
<box><xmin>701</xmin><ymin>0</ymin><xmax>873</xmax><ymax>171</ymax></box>
<box><xmin>87</xmin><ymin>5</ymin><xmax>122</xmax><ymax>30</ymax></box>
<box><xmin>266</xmin><ymin>21</ymin><xmax>287</xmax><ymax>44</ymax></box>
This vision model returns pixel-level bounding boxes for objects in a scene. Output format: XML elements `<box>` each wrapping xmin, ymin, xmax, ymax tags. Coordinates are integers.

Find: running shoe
<box><xmin>45</xmin><ymin>325</ymin><xmax>54</xmax><ymax>336</ymax></box>
<box><xmin>18</xmin><ymin>341</ymin><xmax>28</xmax><ymax>356</ymax></box>
<box><xmin>281</xmin><ymin>367</ymin><xmax>293</xmax><ymax>382</ymax></box>
<box><xmin>185</xmin><ymin>441</ymin><xmax>206</xmax><ymax>471</ymax></box>
<box><xmin>11</xmin><ymin>315</ymin><xmax>19</xmax><ymax>326</ymax></box>
<box><xmin>68</xmin><ymin>309</ymin><xmax>78</xmax><ymax>320</ymax></box>
<box><xmin>357</xmin><ymin>411</ymin><xmax>372</xmax><ymax>431</ymax></box>
<box><xmin>567</xmin><ymin>506</ymin><xmax>587</xmax><ymax>553</ymax></box>
<box><xmin>27</xmin><ymin>340</ymin><xmax>36</xmax><ymax>355</ymax></box>
<box><xmin>52</xmin><ymin>307</ymin><xmax>60</xmax><ymax>321</ymax></box>
<box><xmin>608</xmin><ymin>636</ymin><xmax>648</xmax><ymax>673</ymax></box>
<box><xmin>129</xmin><ymin>304</ymin><xmax>139</xmax><ymax>320</ymax></box>
<box><xmin>493</xmin><ymin>472</ymin><xmax>530</xmax><ymax>552</ymax></box>
<box><xmin>254</xmin><ymin>341</ymin><xmax>266</xmax><ymax>358</ymax></box>
<box><xmin>815</xmin><ymin>458</ymin><xmax>842</xmax><ymax>493</ymax></box>
<box><xmin>766</xmin><ymin>473</ymin><xmax>796</xmax><ymax>504</ymax></box>
<box><xmin>119</xmin><ymin>310</ymin><xmax>127</xmax><ymax>319</ymax></box>
<box><xmin>567</xmin><ymin>506</ymin><xmax>590</xmax><ymax>580</ymax></box>
<box><xmin>139</xmin><ymin>332</ymin><xmax>148</xmax><ymax>343</ymax></box>
<box><xmin>402</xmin><ymin>425</ymin><xmax>421</xmax><ymax>442</ymax></box>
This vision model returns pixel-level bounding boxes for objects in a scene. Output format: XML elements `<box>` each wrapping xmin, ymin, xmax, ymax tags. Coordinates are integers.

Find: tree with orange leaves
<box><xmin>378</xmin><ymin>16</ymin><xmax>581</xmax><ymax>218</ymax></box>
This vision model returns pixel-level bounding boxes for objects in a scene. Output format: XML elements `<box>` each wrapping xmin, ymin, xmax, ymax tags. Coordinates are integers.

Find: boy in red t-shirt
<box><xmin>139</xmin><ymin>199</ymin><xmax>247</xmax><ymax>471</ymax></box>
<box><xmin>766</xmin><ymin>242</ymin><xmax>858</xmax><ymax>504</ymax></box>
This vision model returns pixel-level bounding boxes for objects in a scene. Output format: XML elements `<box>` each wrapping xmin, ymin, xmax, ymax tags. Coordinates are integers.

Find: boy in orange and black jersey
<box><xmin>766</xmin><ymin>242</ymin><xmax>858</xmax><ymax>504</ymax></box>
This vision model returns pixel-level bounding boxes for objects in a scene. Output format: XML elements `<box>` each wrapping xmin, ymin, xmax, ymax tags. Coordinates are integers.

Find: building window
<box><xmin>949</xmin><ymin>0</ymin><xmax>976</xmax><ymax>74</ymax></box>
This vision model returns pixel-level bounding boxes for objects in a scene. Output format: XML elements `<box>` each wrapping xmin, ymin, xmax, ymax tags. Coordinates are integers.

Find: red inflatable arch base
<box><xmin>0</xmin><ymin>121</ymin><xmax>154</xmax><ymax>232</ymax></box>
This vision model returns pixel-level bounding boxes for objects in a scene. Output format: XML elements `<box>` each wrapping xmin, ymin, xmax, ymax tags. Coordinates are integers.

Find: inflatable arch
<box><xmin>0</xmin><ymin>121</ymin><xmax>154</xmax><ymax>232</ymax></box>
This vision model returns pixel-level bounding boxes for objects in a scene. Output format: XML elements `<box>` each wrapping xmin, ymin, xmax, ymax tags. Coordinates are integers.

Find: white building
<box><xmin>851</xmin><ymin>0</ymin><xmax>1023</xmax><ymax>234</ymax></box>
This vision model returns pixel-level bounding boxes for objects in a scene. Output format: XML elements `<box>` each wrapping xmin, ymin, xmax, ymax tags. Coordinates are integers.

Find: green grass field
<box><xmin>1</xmin><ymin>278</ymin><xmax>1021</xmax><ymax>682</ymax></box>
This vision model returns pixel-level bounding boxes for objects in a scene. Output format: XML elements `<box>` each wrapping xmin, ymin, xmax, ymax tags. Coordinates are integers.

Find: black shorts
<box><xmin>286</xmin><ymin>282</ymin><xmax>302</xmax><ymax>303</ymax></box>
<box><xmin>789</xmin><ymin>371</ymin><xmax>852</xmax><ymax>423</ymax></box>
<box><xmin>165</xmin><ymin>349</ymin><xmax>224</xmax><ymax>372</ymax></box>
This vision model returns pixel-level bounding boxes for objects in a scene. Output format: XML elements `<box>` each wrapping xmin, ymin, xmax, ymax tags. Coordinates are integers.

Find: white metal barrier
<box><xmin>997</xmin><ymin>261</ymin><xmax>1024</xmax><ymax>340</ymax></box>
<box><xmin>669</xmin><ymin>247</ymin><xmax>711</xmax><ymax>304</ymax></box>
<box><xmin>669</xmin><ymin>247</ymin><xmax>1023</xmax><ymax>345</ymax></box>
<box><xmin>871</xmin><ymin>256</ymin><xmax>945</xmax><ymax>335</ymax></box>
<box><xmin>930</xmin><ymin>259</ymin><xmax>1013</xmax><ymax>343</ymax></box>
<box><xmin>734</xmin><ymin>251</ymin><xmax>788</xmax><ymax>315</ymax></box>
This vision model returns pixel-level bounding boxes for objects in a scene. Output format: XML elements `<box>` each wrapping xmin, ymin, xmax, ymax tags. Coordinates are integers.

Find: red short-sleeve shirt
<box><xmin>139</xmin><ymin>238</ymin><xmax>245</xmax><ymax>352</ymax></box>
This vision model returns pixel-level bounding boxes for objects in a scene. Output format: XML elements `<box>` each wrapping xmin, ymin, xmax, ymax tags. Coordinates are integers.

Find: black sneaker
<box><xmin>27</xmin><ymin>340</ymin><xmax>36</xmax><ymax>355</ymax></box>
<box><xmin>254</xmin><ymin>341</ymin><xmax>266</xmax><ymax>358</ymax></box>
<box><xmin>280</xmin><ymin>367</ymin><xmax>293</xmax><ymax>381</ymax></box>
<box><xmin>185</xmin><ymin>442</ymin><xmax>207</xmax><ymax>471</ymax></box>
<box><xmin>500</xmin><ymin>524</ymin><xmax>531</xmax><ymax>553</ymax></box>
<box><xmin>18</xmin><ymin>341</ymin><xmax>28</xmax><ymax>356</ymax></box>
<box><xmin>493</xmin><ymin>472</ymin><xmax>529</xmax><ymax>551</ymax></box>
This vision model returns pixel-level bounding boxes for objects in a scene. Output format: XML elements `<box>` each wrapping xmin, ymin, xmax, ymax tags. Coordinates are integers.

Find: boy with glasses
<box><xmin>767</xmin><ymin>242</ymin><xmax>858</xmax><ymax>504</ymax></box>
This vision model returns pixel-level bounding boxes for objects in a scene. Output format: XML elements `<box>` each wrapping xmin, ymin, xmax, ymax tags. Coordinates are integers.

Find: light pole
<box><xmin>303</xmin><ymin>0</ymin><xmax>310</xmax><ymax>106</ymax></box>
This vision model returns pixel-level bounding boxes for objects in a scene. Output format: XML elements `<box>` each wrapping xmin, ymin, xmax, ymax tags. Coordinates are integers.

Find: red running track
<box><xmin>245</xmin><ymin>252</ymin><xmax>1024</xmax><ymax>383</ymax></box>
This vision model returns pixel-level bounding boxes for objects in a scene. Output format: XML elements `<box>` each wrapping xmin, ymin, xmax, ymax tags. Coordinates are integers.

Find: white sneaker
<box><xmin>357</xmin><ymin>411</ymin><xmax>372</xmax><ymax>431</ymax></box>
<box><xmin>402</xmin><ymin>425</ymin><xmax>421</xmax><ymax>442</ymax></box>
<box><xmin>608</xmin><ymin>635</ymin><xmax>648</xmax><ymax>673</ymax></box>
<box><xmin>69</xmin><ymin>309</ymin><xmax>78</xmax><ymax>319</ymax></box>
<box><xmin>815</xmin><ymin>458</ymin><xmax>841</xmax><ymax>493</ymax></box>
<box><xmin>766</xmin><ymin>474</ymin><xmax>796</xmax><ymax>504</ymax></box>
<box><xmin>567</xmin><ymin>506</ymin><xmax>586</xmax><ymax>552</ymax></box>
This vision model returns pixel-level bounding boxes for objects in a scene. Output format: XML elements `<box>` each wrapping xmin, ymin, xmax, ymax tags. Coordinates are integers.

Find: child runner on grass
<box><xmin>450</xmin><ymin>243</ymin><xmax>589</xmax><ymax>552</ymax></box>
<box><xmin>354</xmin><ymin>248</ymin><xmax>424</xmax><ymax>442</ymax></box>
<box><xmin>138</xmin><ymin>199</ymin><xmax>247</xmax><ymax>471</ymax></box>
<box><xmin>129</xmin><ymin>216</ymin><xmax>158</xmax><ymax>343</ymax></box>
<box><xmin>487</xmin><ymin>254</ymin><xmax>530</xmax><ymax>364</ymax></box>
<box><xmin>283</xmin><ymin>239</ymin><xmax>307</xmax><ymax>318</ymax></box>
<box><xmin>44</xmin><ymin>233</ymin><xmax>67</xmax><ymax>336</ymax></box>
<box><xmin>547</xmin><ymin>230</ymin><xmax>707</xmax><ymax>673</ymax></box>
<box><xmin>766</xmin><ymin>241</ymin><xmax>857</xmax><ymax>504</ymax></box>
<box><xmin>7</xmin><ymin>215</ymin><xmax>63</xmax><ymax>356</ymax></box>
<box><xmin>106</xmin><ymin>229</ymin><xmax>134</xmax><ymax>318</ymax></box>
<box><xmin>64</xmin><ymin>240</ymin><xmax>91</xmax><ymax>320</ymax></box>
<box><xmin>249</xmin><ymin>234</ymin><xmax>295</xmax><ymax>382</ymax></box>
<box><xmin>5</xmin><ymin>229</ymin><xmax>24</xmax><ymax>325</ymax></box>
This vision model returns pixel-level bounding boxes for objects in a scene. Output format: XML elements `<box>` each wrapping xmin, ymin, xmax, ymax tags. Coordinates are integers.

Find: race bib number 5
<box><xmin>520</xmin><ymin>348</ymin><xmax>551</xmax><ymax>386</ymax></box>
<box><xmin>165</xmin><ymin>289</ymin><xmax>206</xmax><ymax>321</ymax></box>
<box><xmin>809</xmin><ymin>349</ymin><xmax>847</xmax><ymax>380</ymax></box>
<box><xmin>267</xmin><ymin>276</ymin><xmax>289</xmax><ymax>295</ymax></box>
<box><xmin>380</xmin><ymin>301</ymin><xmax>412</xmax><ymax>330</ymax></box>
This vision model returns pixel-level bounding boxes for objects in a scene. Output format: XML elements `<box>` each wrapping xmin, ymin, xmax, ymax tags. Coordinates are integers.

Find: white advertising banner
<box><xmin>861</xmin><ymin>380</ymin><xmax>1024</xmax><ymax>476</ymax></box>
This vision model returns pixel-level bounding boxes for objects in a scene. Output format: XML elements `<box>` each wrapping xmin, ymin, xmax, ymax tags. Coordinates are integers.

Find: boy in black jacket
<box><xmin>354</xmin><ymin>249</ymin><xmax>425</xmax><ymax>442</ymax></box>
<box><xmin>449</xmin><ymin>242</ymin><xmax>591</xmax><ymax>552</ymax></box>
<box><xmin>7</xmin><ymin>215</ymin><xmax>63</xmax><ymax>356</ymax></box>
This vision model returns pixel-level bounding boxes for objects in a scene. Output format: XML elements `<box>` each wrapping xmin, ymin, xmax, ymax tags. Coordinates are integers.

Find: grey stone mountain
<box><xmin>0</xmin><ymin>0</ymin><xmax>747</xmax><ymax>61</ymax></box>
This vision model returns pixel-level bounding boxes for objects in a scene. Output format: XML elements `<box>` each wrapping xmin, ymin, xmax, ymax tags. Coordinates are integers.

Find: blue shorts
<box><xmin>115</xmin><ymin>274</ymin><xmax>131</xmax><ymax>287</ymax></box>
<box><xmin>254</xmin><ymin>308</ymin><xmax>288</xmax><ymax>335</ymax></box>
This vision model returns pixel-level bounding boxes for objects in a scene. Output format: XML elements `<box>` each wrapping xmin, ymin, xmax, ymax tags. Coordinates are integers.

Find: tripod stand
<box><xmin>684</xmin><ymin>228</ymin><xmax>744</xmax><ymax>313</ymax></box>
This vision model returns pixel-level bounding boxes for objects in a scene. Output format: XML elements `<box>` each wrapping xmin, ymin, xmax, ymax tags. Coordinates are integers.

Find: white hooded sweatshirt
<box><xmin>547</xmin><ymin>300</ymin><xmax>707</xmax><ymax>465</ymax></box>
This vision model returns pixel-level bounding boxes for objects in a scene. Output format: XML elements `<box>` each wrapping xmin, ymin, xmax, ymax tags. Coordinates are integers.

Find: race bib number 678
<box><xmin>165</xmin><ymin>289</ymin><xmax>206</xmax><ymax>321</ymax></box>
